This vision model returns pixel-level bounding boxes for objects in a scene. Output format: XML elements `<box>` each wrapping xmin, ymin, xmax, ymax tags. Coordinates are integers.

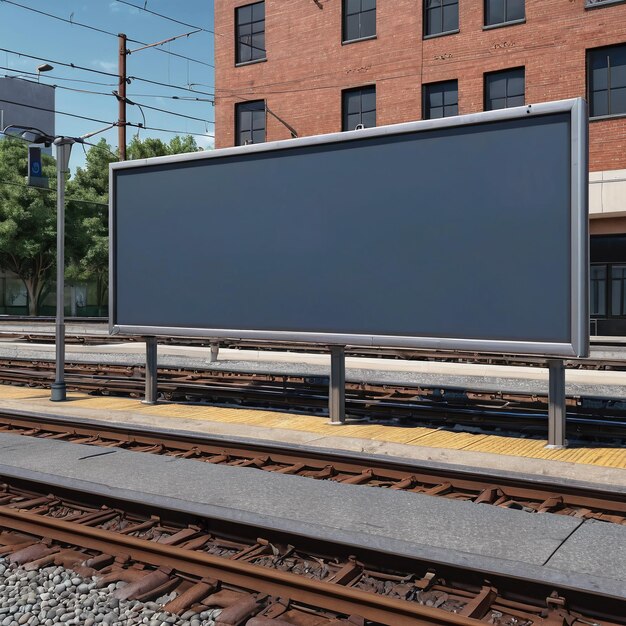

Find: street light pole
<box><xmin>2</xmin><ymin>123</ymin><xmax>114</xmax><ymax>402</ymax></box>
<box><xmin>50</xmin><ymin>137</ymin><xmax>73</xmax><ymax>402</ymax></box>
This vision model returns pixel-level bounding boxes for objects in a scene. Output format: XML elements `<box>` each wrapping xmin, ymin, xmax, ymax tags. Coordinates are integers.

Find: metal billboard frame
<box><xmin>109</xmin><ymin>98</ymin><xmax>589</xmax><ymax>359</ymax></box>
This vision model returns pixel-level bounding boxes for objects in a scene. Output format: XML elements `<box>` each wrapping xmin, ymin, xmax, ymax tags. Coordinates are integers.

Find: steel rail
<box><xmin>1</xmin><ymin>318</ymin><xmax>626</xmax><ymax>369</ymax></box>
<box><xmin>1</xmin><ymin>475</ymin><xmax>624</xmax><ymax>624</ymax></box>
<box><xmin>0</xmin><ymin>410</ymin><xmax>624</xmax><ymax>522</ymax></box>
<box><xmin>0</xmin><ymin>506</ymin><xmax>481</xmax><ymax>626</ymax></box>
<box><xmin>3</xmin><ymin>361</ymin><xmax>626</xmax><ymax>438</ymax></box>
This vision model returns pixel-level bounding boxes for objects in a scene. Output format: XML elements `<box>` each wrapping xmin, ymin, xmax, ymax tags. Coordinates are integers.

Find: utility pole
<box><xmin>116</xmin><ymin>28</ymin><xmax>203</xmax><ymax>162</ymax></box>
<box><xmin>118</xmin><ymin>33</ymin><xmax>127</xmax><ymax>161</ymax></box>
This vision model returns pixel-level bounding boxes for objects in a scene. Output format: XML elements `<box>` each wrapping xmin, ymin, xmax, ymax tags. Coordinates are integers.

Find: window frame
<box><xmin>423</xmin><ymin>79</ymin><xmax>459</xmax><ymax>119</ymax></box>
<box><xmin>590</xmin><ymin>264</ymin><xmax>608</xmax><ymax>317</ymax></box>
<box><xmin>235</xmin><ymin>1</ymin><xmax>266</xmax><ymax>66</ymax></box>
<box><xmin>611</xmin><ymin>264</ymin><xmax>626</xmax><ymax>317</ymax></box>
<box><xmin>423</xmin><ymin>0</ymin><xmax>460</xmax><ymax>39</ymax></box>
<box><xmin>585</xmin><ymin>0</ymin><xmax>626</xmax><ymax>8</ymax></box>
<box><xmin>483</xmin><ymin>0</ymin><xmax>526</xmax><ymax>29</ymax></box>
<box><xmin>235</xmin><ymin>99</ymin><xmax>267</xmax><ymax>146</ymax></box>
<box><xmin>342</xmin><ymin>0</ymin><xmax>377</xmax><ymax>44</ymax></box>
<box><xmin>484</xmin><ymin>66</ymin><xmax>525</xmax><ymax>111</ymax></box>
<box><xmin>588</xmin><ymin>262</ymin><xmax>626</xmax><ymax>319</ymax></box>
<box><xmin>587</xmin><ymin>44</ymin><xmax>626</xmax><ymax>120</ymax></box>
<box><xmin>342</xmin><ymin>85</ymin><xmax>377</xmax><ymax>132</ymax></box>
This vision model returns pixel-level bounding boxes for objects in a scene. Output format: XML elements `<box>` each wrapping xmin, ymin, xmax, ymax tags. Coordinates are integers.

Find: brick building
<box><xmin>215</xmin><ymin>0</ymin><xmax>626</xmax><ymax>334</ymax></box>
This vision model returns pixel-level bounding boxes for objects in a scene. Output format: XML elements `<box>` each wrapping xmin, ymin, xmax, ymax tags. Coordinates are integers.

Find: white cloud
<box><xmin>93</xmin><ymin>60</ymin><xmax>117</xmax><ymax>72</ymax></box>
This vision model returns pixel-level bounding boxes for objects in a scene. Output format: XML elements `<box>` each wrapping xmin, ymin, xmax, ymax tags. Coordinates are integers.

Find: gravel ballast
<box><xmin>0</xmin><ymin>558</ymin><xmax>221</xmax><ymax>626</ymax></box>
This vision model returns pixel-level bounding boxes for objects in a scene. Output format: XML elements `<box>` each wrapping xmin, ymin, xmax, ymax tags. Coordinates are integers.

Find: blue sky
<box><xmin>0</xmin><ymin>0</ymin><xmax>216</xmax><ymax>169</ymax></box>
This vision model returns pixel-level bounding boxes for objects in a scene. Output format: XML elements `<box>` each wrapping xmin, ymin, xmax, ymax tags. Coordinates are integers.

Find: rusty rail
<box><xmin>0</xmin><ymin>508</ymin><xmax>477</xmax><ymax>626</ymax></box>
<box><xmin>1</xmin><ymin>359</ymin><xmax>626</xmax><ymax>439</ymax></box>
<box><xmin>0</xmin><ymin>410</ymin><xmax>624</xmax><ymax>524</ymax></box>
<box><xmin>0</xmin><ymin>478</ymin><xmax>622</xmax><ymax>625</ymax></box>
<box><xmin>2</xmin><ymin>317</ymin><xmax>626</xmax><ymax>371</ymax></box>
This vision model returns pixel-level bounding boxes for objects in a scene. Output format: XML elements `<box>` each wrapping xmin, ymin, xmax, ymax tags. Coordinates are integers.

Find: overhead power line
<box><xmin>127</xmin><ymin>93</ymin><xmax>214</xmax><ymax>103</ymax></box>
<box><xmin>0</xmin><ymin>0</ymin><xmax>214</xmax><ymax>68</ymax></box>
<box><xmin>0</xmin><ymin>70</ymin><xmax>116</xmax><ymax>97</ymax></box>
<box><xmin>0</xmin><ymin>47</ymin><xmax>118</xmax><ymax>77</ymax></box>
<box><xmin>1</xmin><ymin>70</ymin><xmax>214</xmax><ymax>125</ymax></box>
<box><xmin>129</xmin><ymin>122</ymin><xmax>214</xmax><ymax>138</ymax></box>
<box><xmin>0</xmin><ymin>66</ymin><xmax>117</xmax><ymax>87</ymax></box>
<box><xmin>127</xmin><ymin>74</ymin><xmax>214</xmax><ymax>97</ymax></box>
<box><xmin>113</xmin><ymin>0</ymin><xmax>217</xmax><ymax>36</ymax></box>
<box><xmin>127</xmin><ymin>36</ymin><xmax>214</xmax><ymax>70</ymax></box>
<box><xmin>0</xmin><ymin>97</ymin><xmax>114</xmax><ymax>126</ymax></box>
<box><xmin>0</xmin><ymin>47</ymin><xmax>215</xmax><ymax>97</ymax></box>
<box><xmin>1</xmin><ymin>0</ymin><xmax>119</xmax><ymax>38</ymax></box>
<box><xmin>126</xmin><ymin>98</ymin><xmax>215</xmax><ymax>124</ymax></box>
<box><xmin>0</xmin><ymin>98</ymin><xmax>214</xmax><ymax>139</ymax></box>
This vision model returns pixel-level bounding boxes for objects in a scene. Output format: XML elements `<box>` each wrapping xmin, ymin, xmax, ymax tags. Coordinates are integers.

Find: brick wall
<box><xmin>215</xmin><ymin>0</ymin><xmax>626</xmax><ymax>172</ymax></box>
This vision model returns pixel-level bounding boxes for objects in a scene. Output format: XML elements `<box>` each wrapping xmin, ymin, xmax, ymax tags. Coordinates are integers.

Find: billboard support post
<box><xmin>547</xmin><ymin>359</ymin><xmax>567</xmax><ymax>449</ymax></box>
<box><xmin>329</xmin><ymin>345</ymin><xmax>346</xmax><ymax>424</ymax></box>
<box><xmin>143</xmin><ymin>337</ymin><xmax>158</xmax><ymax>405</ymax></box>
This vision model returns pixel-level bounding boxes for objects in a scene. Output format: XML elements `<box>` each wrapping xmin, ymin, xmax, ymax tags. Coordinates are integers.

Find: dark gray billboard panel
<box><xmin>0</xmin><ymin>78</ymin><xmax>55</xmax><ymax>138</ymax></box>
<box><xmin>110</xmin><ymin>98</ymin><xmax>588</xmax><ymax>357</ymax></box>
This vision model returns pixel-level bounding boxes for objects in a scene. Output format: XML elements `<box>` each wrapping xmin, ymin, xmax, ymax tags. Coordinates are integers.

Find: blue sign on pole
<box><xmin>28</xmin><ymin>146</ymin><xmax>47</xmax><ymax>187</ymax></box>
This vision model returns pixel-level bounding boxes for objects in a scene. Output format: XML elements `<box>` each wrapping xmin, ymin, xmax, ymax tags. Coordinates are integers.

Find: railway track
<box><xmin>0</xmin><ymin>410</ymin><xmax>624</xmax><ymax>525</ymax></box>
<box><xmin>1</xmin><ymin>359</ymin><xmax>626</xmax><ymax>441</ymax></box>
<box><xmin>0</xmin><ymin>475</ymin><xmax>624</xmax><ymax>625</ymax></box>
<box><xmin>1</xmin><ymin>316</ymin><xmax>626</xmax><ymax>371</ymax></box>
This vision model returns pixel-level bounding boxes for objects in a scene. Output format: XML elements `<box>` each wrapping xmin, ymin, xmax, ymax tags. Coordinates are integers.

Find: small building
<box><xmin>215</xmin><ymin>0</ymin><xmax>626</xmax><ymax>335</ymax></box>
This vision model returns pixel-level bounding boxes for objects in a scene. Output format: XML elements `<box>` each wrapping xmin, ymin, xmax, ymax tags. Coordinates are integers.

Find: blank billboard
<box><xmin>110</xmin><ymin>98</ymin><xmax>588</xmax><ymax>357</ymax></box>
<box><xmin>0</xmin><ymin>79</ymin><xmax>55</xmax><ymax>139</ymax></box>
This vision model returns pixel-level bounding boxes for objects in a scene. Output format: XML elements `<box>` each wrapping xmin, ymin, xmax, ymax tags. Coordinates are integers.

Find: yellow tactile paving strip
<box><xmin>1</xmin><ymin>384</ymin><xmax>625</xmax><ymax>469</ymax></box>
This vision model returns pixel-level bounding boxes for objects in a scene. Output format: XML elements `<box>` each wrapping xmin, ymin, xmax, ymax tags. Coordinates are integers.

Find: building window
<box><xmin>611</xmin><ymin>265</ymin><xmax>626</xmax><ymax>316</ymax></box>
<box><xmin>342</xmin><ymin>86</ymin><xmax>376</xmax><ymax>131</ymax></box>
<box><xmin>484</xmin><ymin>67</ymin><xmax>525</xmax><ymax>110</ymax></box>
<box><xmin>235</xmin><ymin>1</ymin><xmax>265</xmax><ymax>64</ymax></box>
<box><xmin>484</xmin><ymin>0</ymin><xmax>525</xmax><ymax>27</ymax></box>
<box><xmin>424</xmin><ymin>0</ymin><xmax>459</xmax><ymax>37</ymax></box>
<box><xmin>588</xmin><ymin>44</ymin><xmax>626</xmax><ymax>118</ymax></box>
<box><xmin>343</xmin><ymin>0</ymin><xmax>376</xmax><ymax>43</ymax></box>
<box><xmin>585</xmin><ymin>0</ymin><xmax>626</xmax><ymax>7</ymax></box>
<box><xmin>423</xmin><ymin>80</ymin><xmax>459</xmax><ymax>119</ymax></box>
<box><xmin>235</xmin><ymin>100</ymin><xmax>265</xmax><ymax>146</ymax></box>
<box><xmin>591</xmin><ymin>265</ymin><xmax>607</xmax><ymax>316</ymax></box>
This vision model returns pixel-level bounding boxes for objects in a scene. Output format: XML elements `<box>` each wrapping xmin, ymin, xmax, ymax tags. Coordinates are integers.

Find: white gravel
<box><xmin>0</xmin><ymin>558</ymin><xmax>221</xmax><ymax>626</ymax></box>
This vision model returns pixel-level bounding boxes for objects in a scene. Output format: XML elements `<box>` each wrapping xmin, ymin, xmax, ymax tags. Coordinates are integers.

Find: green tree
<box><xmin>66</xmin><ymin>138</ymin><xmax>117</xmax><ymax>314</ymax></box>
<box><xmin>66</xmin><ymin>135</ymin><xmax>202</xmax><ymax>313</ymax></box>
<box><xmin>126</xmin><ymin>134</ymin><xmax>200</xmax><ymax>160</ymax></box>
<box><xmin>0</xmin><ymin>138</ymin><xmax>57</xmax><ymax>315</ymax></box>
<box><xmin>0</xmin><ymin>134</ymin><xmax>201</xmax><ymax>316</ymax></box>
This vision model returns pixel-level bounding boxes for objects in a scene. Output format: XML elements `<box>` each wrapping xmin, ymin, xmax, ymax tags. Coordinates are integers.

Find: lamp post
<box><xmin>2</xmin><ymin>125</ymin><xmax>72</xmax><ymax>401</ymax></box>
<box><xmin>50</xmin><ymin>137</ymin><xmax>73</xmax><ymax>401</ymax></box>
<box><xmin>2</xmin><ymin>123</ymin><xmax>115</xmax><ymax>401</ymax></box>
<box><xmin>36</xmin><ymin>64</ymin><xmax>54</xmax><ymax>83</ymax></box>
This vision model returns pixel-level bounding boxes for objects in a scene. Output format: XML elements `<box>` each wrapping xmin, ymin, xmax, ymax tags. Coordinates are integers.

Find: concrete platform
<box><xmin>2</xmin><ymin>340</ymin><xmax>626</xmax><ymax>400</ymax></box>
<box><xmin>0</xmin><ymin>432</ymin><xmax>623</xmax><ymax>599</ymax></box>
<box><xmin>0</xmin><ymin>385</ymin><xmax>625</xmax><ymax>481</ymax></box>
